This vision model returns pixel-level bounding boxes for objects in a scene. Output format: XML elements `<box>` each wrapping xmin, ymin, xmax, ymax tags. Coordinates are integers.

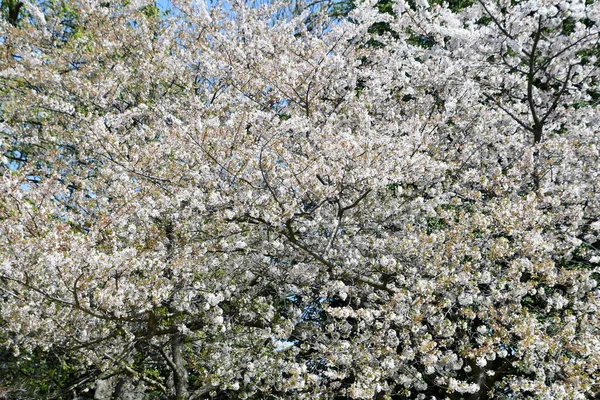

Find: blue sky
<box><xmin>156</xmin><ymin>0</ymin><xmax>172</xmax><ymax>11</ymax></box>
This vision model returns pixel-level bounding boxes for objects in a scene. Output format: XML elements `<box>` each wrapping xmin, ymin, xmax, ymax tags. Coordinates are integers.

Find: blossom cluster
<box><xmin>0</xmin><ymin>0</ymin><xmax>599</xmax><ymax>398</ymax></box>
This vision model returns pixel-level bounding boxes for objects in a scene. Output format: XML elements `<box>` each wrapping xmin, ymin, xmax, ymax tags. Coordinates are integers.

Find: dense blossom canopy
<box><xmin>0</xmin><ymin>0</ymin><xmax>599</xmax><ymax>398</ymax></box>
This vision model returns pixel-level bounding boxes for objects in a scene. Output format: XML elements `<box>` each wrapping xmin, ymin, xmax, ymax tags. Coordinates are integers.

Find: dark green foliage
<box><xmin>562</xmin><ymin>16</ymin><xmax>576</xmax><ymax>34</ymax></box>
<box><xmin>329</xmin><ymin>0</ymin><xmax>356</xmax><ymax>19</ymax></box>
<box><xmin>0</xmin><ymin>343</ymin><xmax>96</xmax><ymax>399</ymax></box>
<box><xmin>140</xmin><ymin>3</ymin><xmax>161</xmax><ymax>19</ymax></box>
<box><xmin>375</xmin><ymin>0</ymin><xmax>395</xmax><ymax>15</ymax></box>
<box><xmin>1</xmin><ymin>0</ymin><xmax>23</xmax><ymax>26</ymax></box>
<box><xmin>430</xmin><ymin>0</ymin><xmax>474</xmax><ymax>12</ymax></box>
<box><xmin>406</xmin><ymin>28</ymin><xmax>437</xmax><ymax>48</ymax></box>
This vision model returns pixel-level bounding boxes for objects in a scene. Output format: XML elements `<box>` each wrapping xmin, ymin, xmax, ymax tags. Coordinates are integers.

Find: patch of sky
<box><xmin>4</xmin><ymin>150</ymin><xmax>25</xmax><ymax>171</ymax></box>
<box><xmin>156</xmin><ymin>0</ymin><xmax>173</xmax><ymax>10</ymax></box>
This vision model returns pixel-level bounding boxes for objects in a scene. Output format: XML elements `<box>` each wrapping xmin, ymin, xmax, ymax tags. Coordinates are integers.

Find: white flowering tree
<box><xmin>1</xmin><ymin>0</ymin><xmax>599</xmax><ymax>399</ymax></box>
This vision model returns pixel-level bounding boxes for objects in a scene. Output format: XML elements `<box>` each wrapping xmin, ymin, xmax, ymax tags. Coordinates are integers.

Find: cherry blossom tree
<box><xmin>1</xmin><ymin>0</ymin><xmax>599</xmax><ymax>399</ymax></box>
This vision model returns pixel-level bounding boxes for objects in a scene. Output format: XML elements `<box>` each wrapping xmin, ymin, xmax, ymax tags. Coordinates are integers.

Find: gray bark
<box><xmin>171</xmin><ymin>334</ymin><xmax>189</xmax><ymax>400</ymax></box>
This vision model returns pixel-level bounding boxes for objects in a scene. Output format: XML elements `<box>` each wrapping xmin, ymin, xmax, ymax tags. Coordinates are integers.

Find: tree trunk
<box><xmin>171</xmin><ymin>334</ymin><xmax>189</xmax><ymax>400</ymax></box>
